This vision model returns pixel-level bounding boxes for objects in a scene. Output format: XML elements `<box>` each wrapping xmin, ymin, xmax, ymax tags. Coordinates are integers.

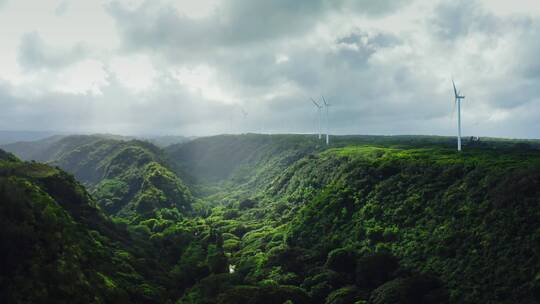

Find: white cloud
<box><xmin>109</xmin><ymin>54</ymin><xmax>156</xmax><ymax>92</ymax></box>
<box><xmin>172</xmin><ymin>65</ymin><xmax>237</xmax><ymax>104</ymax></box>
<box><xmin>0</xmin><ymin>0</ymin><xmax>540</xmax><ymax>138</ymax></box>
<box><xmin>477</xmin><ymin>0</ymin><xmax>540</xmax><ymax>16</ymax></box>
<box><xmin>275</xmin><ymin>54</ymin><xmax>289</xmax><ymax>64</ymax></box>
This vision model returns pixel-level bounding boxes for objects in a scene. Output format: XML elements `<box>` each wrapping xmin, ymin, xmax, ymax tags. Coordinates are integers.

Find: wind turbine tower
<box><xmin>452</xmin><ymin>80</ymin><xmax>465</xmax><ymax>151</ymax></box>
<box><xmin>322</xmin><ymin>96</ymin><xmax>331</xmax><ymax>145</ymax></box>
<box><xmin>310</xmin><ymin>98</ymin><xmax>323</xmax><ymax>139</ymax></box>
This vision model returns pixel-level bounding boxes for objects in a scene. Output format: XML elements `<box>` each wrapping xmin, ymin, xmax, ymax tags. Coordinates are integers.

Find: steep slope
<box><xmin>0</xmin><ymin>134</ymin><xmax>136</xmax><ymax>162</ymax></box>
<box><xmin>49</xmin><ymin>138</ymin><xmax>194</xmax><ymax>221</ymax></box>
<box><xmin>165</xmin><ymin>136</ymin><xmax>540</xmax><ymax>303</ymax></box>
<box><xmin>0</xmin><ymin>130</ymin><xmax>58</xmax><ymax>145</ymax></box>
<box><xmin>166</xmin><ymin>134</ymin><xmax>540</xmax><ymax>194</ymax></box>
<box><xmin>3</xmin><ymin>135</ymin><xmax>194</xmax><ymax>221</ymax></box>
<box><xmin>3</xmin><ymin>133</ymin><xmax>540</xmax><ymax>304</ymax></box>
<box><xmin>165</xmin><ymin>134</ymin><xmax>326</xmax><ymax>196</ymax></box>
<box><xmin>0</xmin><ymin>135</ymin><xmax>67</xmax><ymax>161</ymax></box>
<box><xmin>0</xmin><ymin>151</ymin><xmax>172</xmax><ymax>303</ymax></box>
<box><xmin>262</xmin><ymin>146</ymin><xmax>540</xmax><ymax>303</ymax></box>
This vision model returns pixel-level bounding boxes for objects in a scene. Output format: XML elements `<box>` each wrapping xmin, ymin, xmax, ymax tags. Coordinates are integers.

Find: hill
<box><xmin>0</xmin><ymin>151</ymin><xmax>174</xmax><ymax>303</ymax></box>
<box><xmin>3</xmin><ymin>135</ymin><xmax>194</xmax><ymax>221</ymax></box>
<box><xmin>166</xmin><ymin>135</ymin><xmax>540</xmax><ymax>303</ymax></box>
<box><xmin>166</xmin><ymin>134</ymin><xmax>540</xmax><ymax>184</ymax></box>
<box><xmin>0</xmin><ymin>134</ymin><xmax>135</xmax><ymax>162</ymax></box>
<box><xmin>274</xmin><ymin>145</ymin><xmax>540</xmax><ymax>303</ymax></box>
<box><xmin>2</xmin><ymin>133</ymin><xmax>540</xmax><ymax>303</ymax></box>
<box><xmin>0</xmin><ymin>130</ymin><xmax>60</xmax><ymax>145</ymax></box>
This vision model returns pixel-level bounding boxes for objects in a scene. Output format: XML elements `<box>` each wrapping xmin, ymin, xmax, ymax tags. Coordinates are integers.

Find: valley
<box><xmin>1</xmin><ymin>134</ymin><xmax>540</xmax><ymax>303</ymax></box>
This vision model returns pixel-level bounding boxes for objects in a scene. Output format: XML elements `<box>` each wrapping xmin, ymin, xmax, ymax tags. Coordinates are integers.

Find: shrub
<box><xmin>370</xmin><ymin>275</ymin><xmax>449</xmax><ymax>304</ymax></box>
<box><xmin>217</xmin><ymin>285</ymin><xmax>310</xmax><ymax>304</ymax></box>
<box><xmin>325</xmin><ymin>247</ymin><xmax>357</xmax><ymax>275</ymax></box>
<box><xmin>325</xmin><ymin>286</ymin><xmax>362</xmax><ymax>304</ymax></box>
<box><xmin>239</xmin><ymin>199</ymin><xmax>257</xmax><ymax>210</ymax></box>
<box><xmin>355</xmin><ymin>253</ymin><xmax>399</xmax><ymax>290</ymax></box>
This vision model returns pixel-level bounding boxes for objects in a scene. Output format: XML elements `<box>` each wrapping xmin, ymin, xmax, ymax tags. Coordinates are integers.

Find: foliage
<box><xmin>2</xmin><ymin>134</ymin><xmax>540</xmax><ymax>303</ymax></box>
<box><xmin>0</xmin><ymin>155</ymin><xmax>169</xmax><ymax>303</ymax></box>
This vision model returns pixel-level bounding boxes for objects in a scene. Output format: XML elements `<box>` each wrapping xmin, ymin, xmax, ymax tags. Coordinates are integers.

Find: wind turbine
<box><xmin>452</xmin><ymin>80</ymin><xmax>465</xmax><ymax>152</ymax></box>
<box><xmin>310</xmin><ymin>98</ymin><xmax>323</xmax><ymax>139</ymax></box>
<box><xmin>322</xmin><ymin>95</ymin><xmax>330</xmax><ymax>145</ymax></box>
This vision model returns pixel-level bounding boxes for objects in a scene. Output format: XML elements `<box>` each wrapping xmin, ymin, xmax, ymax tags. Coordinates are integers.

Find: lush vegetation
<box><xmin>1</xmin><ymin>134</ymin><xmax>540</xmax><ymax>303</ymax></box>
<box><xmin>3</xmin><ymin>136</ymin><xmax>195</xmax><ymax>222</ymax></box>
<box><xmin>0</xmin><ymin>152</ymin><xmax>172</xmax><ymax>303</ymax></box>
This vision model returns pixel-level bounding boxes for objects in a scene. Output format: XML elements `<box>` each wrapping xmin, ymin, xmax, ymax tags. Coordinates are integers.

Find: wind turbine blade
<box><xmin>452</xmin><ymin>80</ymin><xmax>458</xmax><ymax>98</ymax></box>
<box><xmin>310</xmin><ymin>98</ymin><xmax>320</xmax><ymax>108</ymax></box>
<box><xmin>322</xmin><ymin>95</ymin><xmax>328</xmax><ymax>106</ymax></box>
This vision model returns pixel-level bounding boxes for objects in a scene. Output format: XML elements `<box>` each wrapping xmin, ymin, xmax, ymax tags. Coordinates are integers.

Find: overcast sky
<box><xmin>1</xmin><ymin>0</ymin><xmax>540</xmax><ymax>138</ymax></box>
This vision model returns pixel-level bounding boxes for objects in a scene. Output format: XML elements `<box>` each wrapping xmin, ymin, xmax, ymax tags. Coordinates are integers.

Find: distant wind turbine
<box><xmin>322</xmin><ymin>95</ymin><xmax>331</xmax><ymax>145</ymax></box>
<box><xmin>241</xmin><ymin>108</ymin><xmax>248</xmax><ymax>119</ymax></box>
<box><xmin>310</xmin><ymin>97</ymin><xmax>323</xmax><ymax>139</ymax></box>
<box><xmin>452</xmin><ymin>80</ymin><xmax>465</xmax><ymax>152</ymax></box>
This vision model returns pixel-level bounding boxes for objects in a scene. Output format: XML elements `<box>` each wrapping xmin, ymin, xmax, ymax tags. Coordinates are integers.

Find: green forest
<box><xmin>1</xmin><ymin>134</ymin><xmax>539</xmax><ymax>304</ymax></box>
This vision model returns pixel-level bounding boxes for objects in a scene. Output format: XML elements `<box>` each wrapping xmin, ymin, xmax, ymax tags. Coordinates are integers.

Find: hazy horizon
<box><xmin>1</xmin><ymin>0</ymin><xmax>540</xmax><ymax>138</ymax></box>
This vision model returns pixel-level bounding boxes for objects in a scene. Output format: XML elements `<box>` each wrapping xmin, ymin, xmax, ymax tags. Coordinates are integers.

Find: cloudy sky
<box><xmin>1</xmin><ymin>0</ymin><xmax>540</xmax><ymax>138</ymax></box>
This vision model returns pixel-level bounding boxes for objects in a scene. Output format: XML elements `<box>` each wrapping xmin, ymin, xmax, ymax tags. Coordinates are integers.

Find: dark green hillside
<box><xmin>0</xmin><ymin>153</ymin><xmax>172</xmax><ymax>303</ymax></box>
<box><xmin>274</xmin><ymin>146</ymin><xmax>540</xmax><ymax>303</ymax></box>
<box><xmin>0</xmin><ymin>134</ymin><xmax>134</xmax><ymax>162</ymax></box>
<box><xmin>166</xmin><ymin>134</ymin><xmax>320</xmax><ymax>182</ymax></box>
<box><xmin>0</xmin><ymin>135</ymin><xmax>115</xmax><ymax>162</ymax></box>
<box><xmin>166</xmin><ymin>134</ymin><xmax>540</xmax><ymax>191</ymax></box>
<box><xmin>48</xmin><ymin>138</ymin><xmax>194</xmax><ymax>221</ymax></box>
<box><xmin>0</xmin><ymin>135</ymin><xmax>67</xmax><ymax>161</ymax></box>
<box><xmin>194</xmin><ymin>144</ymin><xmax>539</xmax><ymax>304</ymax></box>
<box><xmin>166</xmin><ymin>135</ymin><xmax>540</xmax><ymax>304</ymax></box>
<box><xmin>0</xmin><ymin>149</ymin><xmax>18</xmax><ymax>161</ymax></box>
<box><xmin>3</xmin><ymin>135</ymin><xmax>195</xmax><ymax>221</ymax></box>
<box><xmin>2</xmin><ymin>134</ymin><xmax>540</xmax><ymax>304</ymax></box>
<box><xmin>165</xmin><ymin>134</ymin><xmax>327</xmax><ymax>197</ymax></box>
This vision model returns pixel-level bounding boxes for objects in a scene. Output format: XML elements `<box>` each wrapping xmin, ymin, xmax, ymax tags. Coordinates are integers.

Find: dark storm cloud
<box><xmin>514</xmin><ymin>26</ymin><xmax>540</xmax><ymax>80</ymax></box>
<box><xmin>338</xmin><ymin>31</ymin><xmax>400</xmax><ymax>48</ymax></box>
<box><xmin>17</xmin><ymin>32</ymin><xmax>88</xmax><ymax>71</ymax></box>
<box><xmin>3</xmin><ymin>0</ymin><xmax>540</xmax><ymax>138</ymax></box>
<box><xmin>103</xmin><ymin>0</ymin><xmax>493</xmax><ymax>136</ymax></box>
<box><xmin>429</xmin><ymin>0</ymin><xmax>534</xmax><ymax>42</ymax></box>
<box><xmin>106</xmin><ymin>0</ymin><xmax>410</xmax><ymax>54</ymax></box>
<box><xmin>429</xmin><ymin>0</ymin><xmax>497</xmax><ymax>40</ymax></box>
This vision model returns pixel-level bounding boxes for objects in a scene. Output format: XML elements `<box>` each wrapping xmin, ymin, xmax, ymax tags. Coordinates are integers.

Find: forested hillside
<box><xmin>166</xmin><ymin>136</ymin><xmax>540</xmax><ymax>303</ymax></box>
<box><xmin>3</xmin><ymin>135</ymin><xmax>194</xmax><ymax>222</ymax></box>
<box><xmin>1</xmin><ymin>134</ymin><xmax>540</xmax><ymax>303</ymax></box>
<box><xmin>0</xmin><ymin>151</ymin><xmax>173</xmax><ymax>303</ymax></box>
<box><xmin>48</xmin><ymin>138</ymin><xmax>194</xmax><ymax>221</ymax></box>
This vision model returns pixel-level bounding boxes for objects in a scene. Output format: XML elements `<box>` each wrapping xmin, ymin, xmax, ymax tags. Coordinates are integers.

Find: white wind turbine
<box><xmin>452</xmin><ymin>80</ymin><xmax>465</xmax><ymax>151</ymax></box>
<box><xmin>322</xmin><ymin>95</ymin><xmax>331</xmax><ymax>145</ymax></box>
<box><xmin>310</xmin><ymin>97</ymin><xmax>323</xmax><ymax>140</ymax></box>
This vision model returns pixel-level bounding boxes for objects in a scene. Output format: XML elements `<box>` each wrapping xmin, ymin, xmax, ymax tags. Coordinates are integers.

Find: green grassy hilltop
<box><xmin>1</xmin><ymin>134</ymin><xmax>539</xmax><ymax>303</ymax></box>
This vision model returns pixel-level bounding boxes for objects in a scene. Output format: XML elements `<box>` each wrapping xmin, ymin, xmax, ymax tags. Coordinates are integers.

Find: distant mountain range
<box><xmin>0</xmin><ymin>130</ymin><xmax>62</xmax><ymax>145</ymax></box>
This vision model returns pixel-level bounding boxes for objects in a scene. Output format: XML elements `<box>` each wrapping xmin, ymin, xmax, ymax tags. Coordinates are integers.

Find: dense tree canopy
<box><xmin>1</xmin><ymin>134</ymin><xmax>539</xmax><ymax>303</ymax></box>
